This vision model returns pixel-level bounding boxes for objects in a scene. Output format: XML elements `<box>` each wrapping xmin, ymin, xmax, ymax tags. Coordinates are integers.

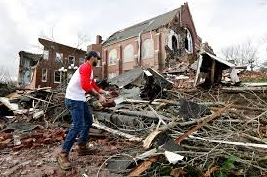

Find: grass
<box><xmin>241</xmin><ymin>76</ymin><xmax>267</xmax><ymax>83</ymax></box>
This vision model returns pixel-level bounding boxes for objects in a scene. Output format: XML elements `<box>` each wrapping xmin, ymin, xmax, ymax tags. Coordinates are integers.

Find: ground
<box><xmin>0</xmin><ymin>126</ymin><xmax>137</xmax><ymax>177</ymax></box>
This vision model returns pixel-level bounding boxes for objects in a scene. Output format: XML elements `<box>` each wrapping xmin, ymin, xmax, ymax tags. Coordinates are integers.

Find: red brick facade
<box><xmin>23</xmin><ymin>38</ymin><xmax>86</xmax><ymax>89</ymax></box>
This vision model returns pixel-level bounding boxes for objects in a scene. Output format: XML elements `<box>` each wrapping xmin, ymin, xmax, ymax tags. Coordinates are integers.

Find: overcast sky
<box><xmin>1</xmin><ymin>0</ymin><xmax>267</xmax><ymax>79</ymax></box>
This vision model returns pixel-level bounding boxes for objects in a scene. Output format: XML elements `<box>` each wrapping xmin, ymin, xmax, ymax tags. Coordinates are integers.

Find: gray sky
<box><xmin>1</xmin><ymin>0</ymin><xmax>267</xmax><ymax>79</ymax></box>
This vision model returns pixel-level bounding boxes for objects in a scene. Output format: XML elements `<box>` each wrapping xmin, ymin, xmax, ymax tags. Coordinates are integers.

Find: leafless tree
<box><xmin>221</xmin><ymin>40</ymin><xmax>258</xmax><ymax>71</ymax></box>
<box><xmin>0</xmin><ymin>66</ymin><xmax>13</xmax><ymax>84</ymax></box>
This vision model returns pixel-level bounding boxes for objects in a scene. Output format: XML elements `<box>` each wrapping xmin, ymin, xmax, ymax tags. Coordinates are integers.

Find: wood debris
<box><xmin>1</xmin><ymin>68</ymin><xmax>267</xmax><ymax>176</ymax></box>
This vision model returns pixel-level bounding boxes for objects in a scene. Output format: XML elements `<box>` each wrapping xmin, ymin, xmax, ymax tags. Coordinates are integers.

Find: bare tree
<box><xmin>0</xmin><ymin>66</ymin><xmax>12</xmax><ymax>84</ymax></box>
<box><xmin>221</xmin><ymin>40</ymin><xmax>258</xmax><ymax>71</ymax></box>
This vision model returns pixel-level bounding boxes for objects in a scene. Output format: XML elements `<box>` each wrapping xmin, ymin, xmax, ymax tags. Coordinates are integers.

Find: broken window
<box><xmin>43</xmin><ymin>50</ymin><xmax>49</xmax><ymax>60</ymax></box>
<box><xmin>23</xmin><ymin>70</ymin><xmax>30</xmax><ymax>84</ymax></box>
<box><xmin>109</xmin><ymin>49</ymin><xmax>117</xmax><ymax>65</ymax></box>
<box><xmin>68</xmin><ymin>56</ymin><xmax>75</xmax><ymax>65</ymax></box>
<box><xmin>56</xmin><ymin>52</ymin><xmax>63</xmax><ymax>62</ymax></box>
<box><xmin>172</xmin><ymin>36</ymin><xmax>178</xmax><ymax>52</ymax></box>
<box><xmin>185</xmin><ymin>28</ymin><xmax>193</xmax><ymax>53</ymax></box>
<box><xmin>79</xmin><ymin>58</ymin><xmax>85</xmax><ymax>65</ymax></box>
<box><xmin>142</xmin><ymin>39</ymin><xmax>154</xmax><ymax>59</ymax></box>
<box><xmin>42</xmin><ymin>69</ymin><xmax>47</xmax><ymax>82</ymax></box>
<box><xmin>54</xmin><ymin>71</ymin><xmax>61</xmax><ymax>83</ymax></box>
<box><xmin>124</xmin><ymin>44</ymin><xmax>134</xmax><ymax>62</ymax></box>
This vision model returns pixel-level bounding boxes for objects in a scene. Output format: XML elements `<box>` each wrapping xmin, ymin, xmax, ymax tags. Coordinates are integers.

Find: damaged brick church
<box><xmin>18</xmin><ymin>3</ymin><xmax>216</xmax><ymax>89</ymax></box>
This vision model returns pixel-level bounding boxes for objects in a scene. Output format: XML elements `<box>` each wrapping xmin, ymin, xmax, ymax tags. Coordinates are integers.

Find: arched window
<box><xmin>142</xmin><ymin>39</ymin><xmax>154</xmax><ymax>59</ymax></box>
<box><xmin>168</xmin><ymin>29</ymin><xmax>179</xmax><ymax>51</ymax></box>
<box><xmin>185</xmin><ymin>28</ymin><xmax>193</xmax><ymax>53</ymax></box>
<box><xmin>123</xmin><ymin>44</ymin><xmax>134</xmax><ymax>62</ymax></box>
<box><xmin>108</xmin><ymin>49</ymin><xmax>117</xmax><ymax>65</ymax></box>
<box><xmin>172</xmin><ymin>36</ymin><xmax>178</xmax><ymax>52</ymax></box>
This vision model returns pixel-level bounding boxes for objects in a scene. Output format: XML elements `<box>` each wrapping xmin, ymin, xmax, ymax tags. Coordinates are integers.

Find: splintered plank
<box><xmin>175</xmin><ymin>104</ymin><xmax>230</xmax><ymax>144</ymax></box>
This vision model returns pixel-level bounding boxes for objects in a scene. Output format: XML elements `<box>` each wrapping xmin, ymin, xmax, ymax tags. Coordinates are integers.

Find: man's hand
<box><xmin>98</xmin><ymin>94</ymin><xmax>106</xmax><ymax>104</ymax></box>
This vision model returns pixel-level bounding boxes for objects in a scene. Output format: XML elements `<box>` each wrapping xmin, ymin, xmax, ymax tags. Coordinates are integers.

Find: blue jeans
<box><xmin>62</xmin><ymin>98</ymin><xmax>93</xmax><ymax>153</ymax></box>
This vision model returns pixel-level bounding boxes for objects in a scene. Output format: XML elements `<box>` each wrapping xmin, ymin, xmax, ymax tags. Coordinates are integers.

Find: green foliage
<box><xmin>242</xmin><ymin>76</ymin><xmax>267</xmax><ymax>83</ymax></box>
<box><xmin>214</xmin><ymin>156</ymin><xmax>236</xmax><ymax>177</ymax></box>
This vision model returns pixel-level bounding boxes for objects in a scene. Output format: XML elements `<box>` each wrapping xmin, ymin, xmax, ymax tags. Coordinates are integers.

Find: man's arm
<box><xmin>91</xmin><ymin>79</ymin><xmax>109</xmax><ymax>96</ymax></box>
<box><xmin>79</xmin><ymin>64</ymin><xmax>106</xmax><ymax>102</ymax></box>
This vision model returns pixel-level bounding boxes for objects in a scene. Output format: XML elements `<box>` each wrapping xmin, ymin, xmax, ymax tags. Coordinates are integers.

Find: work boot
<box><xmin>77</xmin><ymin>142</ymin><xmax>96</xmax><ymax>156</ymax></box>
<box><xmin>57</xmin><ymin>152</ymin><xmax>71</xmax><ymax>170</ymax></box>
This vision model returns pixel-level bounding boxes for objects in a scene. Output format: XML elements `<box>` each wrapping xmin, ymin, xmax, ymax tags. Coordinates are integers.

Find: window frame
<box><xmin>54</xmin><ymin>70</ymin><xmax>61</xmax><ymax>83</ymax></box>
<box><xmin>185</xmin><ymin>28</ymin><xmax>193</xmax><ymax>54</ymax></box>
<box><xmin>141</xmin><ymin>38</ymin><xmax>154</xmax><ymax>59</ymax></box>
<box><xmin>41</xmin><ymin>69</ymin><xmax>47</xmax><ymax>82</ymax></box>
<box><xmin>108</xmin><ymin>49</ymin><xmax>117</xmax><ymax>66</ymax></box>
<box><xmin>123</xmin><ymin>44</ymin><xmax>134</xmax><ymax>63</ymax></box>
<box><xmin>68</xmin><ymin>55</ymin><xmax>75</xmax><ymax>65</ymax></box>
<box><xmin>55</xmin><ymin>52</ymin><xmax>63</xmax><ymax>62</ymax></box>
<box><xmin>96</xmin><ymin>60</ymin><xmax>102</xmax><ymax>67</ymax></box>
<box><xmin>43</xmin><ymin>50</ymin><xmax>49</xmax><ymax>60</ymax></box>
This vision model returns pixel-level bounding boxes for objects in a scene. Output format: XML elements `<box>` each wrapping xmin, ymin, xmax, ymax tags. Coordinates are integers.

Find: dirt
<box><xmin>0</xmin><ymin>136</ymin><xmax>132</xmax><ymax>177</ymax></box>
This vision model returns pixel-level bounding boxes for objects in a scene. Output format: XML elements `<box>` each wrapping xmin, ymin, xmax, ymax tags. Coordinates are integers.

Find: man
<box><xmin>57</xmin><ymin>50</ymin><xmax>108</xmax><ymax>170</ymax></box>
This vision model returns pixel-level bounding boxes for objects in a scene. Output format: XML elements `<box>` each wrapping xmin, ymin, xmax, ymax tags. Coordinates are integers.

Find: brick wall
<box><xmin>35</xmin><ymin>38</ymin><xmax>86</xmax><ymax>89</ymax></box>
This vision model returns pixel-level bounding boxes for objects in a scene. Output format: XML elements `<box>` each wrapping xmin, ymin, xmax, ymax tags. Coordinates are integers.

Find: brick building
<box><xmin>18</xmin><ymin>38</ymin><xmax>86</xmax><ymax>89</ymax></box>
<box><xmin>97</xmin><ymin>3</ymin><xmax>202</xmax><ymax>79</ymax></box>
<box><xmin>18</xmin><ymin>3</ymin><xmax>212</xmax><ymax>88</ymax></box>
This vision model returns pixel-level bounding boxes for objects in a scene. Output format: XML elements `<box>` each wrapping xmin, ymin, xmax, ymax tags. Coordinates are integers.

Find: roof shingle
<box><xmin>103</xmin><ymin>8</ymin><xmax>180</xmax><ymax>46</ymax></box>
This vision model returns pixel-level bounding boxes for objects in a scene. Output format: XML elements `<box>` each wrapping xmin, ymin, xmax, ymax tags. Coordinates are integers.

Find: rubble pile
<box><xmin>163</xmin><ymin>62</ymin><xmax>195</xmax><ymax>89</ymax></box>
<box><xmin>1</xmin><ymin>68</ymin><xmax>267</xmax><ymax>176</ymax></box>
<box><xmin>0</xmin><ymin>82</ymin><xmax>17</xmax><ymax>97</ymax></box>
<box><xmin>93</xmin><ymin>88</ymin><xmax>267</xmax><ymax>176</ymax></box>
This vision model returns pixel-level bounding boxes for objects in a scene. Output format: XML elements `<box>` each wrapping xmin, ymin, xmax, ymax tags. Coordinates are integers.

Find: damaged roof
<box><xmin>108</xmin><ymin>67</ymin><xmax>144</xmax><ymax>88</ymax></box>
<box><xmin>103</xmin><ymin>8</ymin><xmax>180</xmax><ymax>46</ymax></box>
<box><xmin>202</xmin><ymin>51</ymin><xmax>236</xmax><ymax>68</ymax></box>
<box><xmin>38</xmin><ymin>38</ymin><xmax>86</xmax><ymax>53</ymax></box>
<box><xmin>19</xmin><ymin>51</ymin><xmax>43</xmax><ymax>62</ymax></box>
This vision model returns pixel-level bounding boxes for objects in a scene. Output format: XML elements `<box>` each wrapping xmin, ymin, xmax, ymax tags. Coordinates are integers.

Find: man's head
<box><xmin>85</xmin><ymin>50</ymin><xmax>101</xmax><ymax>66</ymax></box>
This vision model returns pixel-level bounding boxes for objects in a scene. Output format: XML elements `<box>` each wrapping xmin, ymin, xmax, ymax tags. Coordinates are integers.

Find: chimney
<box><xmin>96</xmin><ymin>35</ymin><xmax>102</xmax><ymax>44</ymax></box>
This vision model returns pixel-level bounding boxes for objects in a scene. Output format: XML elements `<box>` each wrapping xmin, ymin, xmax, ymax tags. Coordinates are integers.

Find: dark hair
<box><xmin>85</xmin><ymin>51</ymin><xmax>101</xmax><ymax>60</ymax></box>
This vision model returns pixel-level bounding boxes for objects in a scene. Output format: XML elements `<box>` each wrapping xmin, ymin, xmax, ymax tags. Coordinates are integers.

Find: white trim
<box><xmin>124</xmin><ymin>60</ymin><xmax>134</xmax><ymax>63</ymax></box>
